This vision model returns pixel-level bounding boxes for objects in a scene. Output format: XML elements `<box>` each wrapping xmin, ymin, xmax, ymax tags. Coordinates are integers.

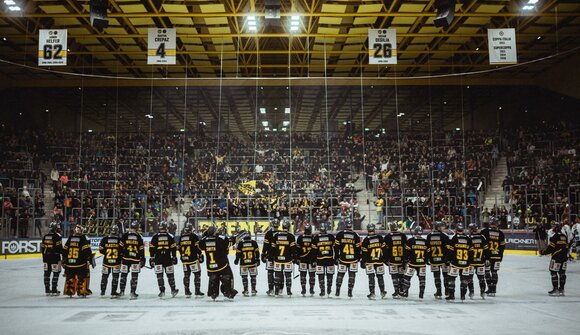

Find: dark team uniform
<box><xmin>468</xmin><ymin>232</ymin><xmax>489</xmax><ymax>298</ymax></box>
<box><xmin>234</xmin><ymin>238</ymin><xmax>260</xmax><ymax>295</ymax></box>
<box><xmin>312</xmin><ymin>232</ymin><xmax>336</xmax><ymax>296</ymax></box>
<box><xmin>384</xmin><ymin>231</ymin><xmax>407</xmax><ymax>297</ymax></box>
<box><xmin>198</xmin><ymin>235</ymin><xmax>237</xmax><ymax>299</ymax></box>
<box><xmin>481</xmin><ymin>227</ymin><xmax>505</xmax><ymax>295</ymax></box>
<box><xmin>179</xmin><ymin>232</ymin><xmax>204</xmax><ymax>296</ymax></box>
<box><xmin>426</xmin><ymin>229</ymin><xmax>450</xmax><ymax>298</ymax></box>
<box><xmin>446</xmin><ymin>233</ymin><xmax>473</xmax><ymax>300</ymax></box>
<box><xmin>99</xmin><ymin>235</ymin><xmax>122</xmax><ymax>296</ymax></box>
<box><xmin>334</xmin><ymin>230</ymin><xmax>361</xmax><ymax>297</ymax></box>
<box><xmin>541</xmin><ymin>231</ymin><xmax>569</xmax><ymax>295</ymax></box>
<box><xmin>62</xmin><ymin>234</ymin><xmax>92</xmax><ymax>297</ymax></box>
<box><xmin>41</xmin><ymin>232</ymin><xmax>63</xmax><ymax>295</ymax></box>
<box><xmin>402</xmin><ymin>235</ymin><xmax>428</xmax><ymax>298</ymax></box>
<box><xmin>119</xmin><ymin>231</ymin><xmax>145</xmax><ymax>298</ymax></box>
<box><xmin>361</xmin><ymin>233</ymin><xmax>387</xmax><ymax>299</ymax></box>
<box><xmin>261</xmin><ymin>227</ymin><xmax>278</xmax><ymax>294</ymax></box>
<box><xmin>297</xmin><ymin>233</ymin><xmax>316</xmax><ymax>296</ymax></box>
<box><xmin>150</xmin><ymin>232</ymin><xmax>178</xmax><ymax>296</ymax></box>
<box><xmin>271</xmin><ymin>230</ymin><xmax>297</xmax><ymax>295</ymax></box>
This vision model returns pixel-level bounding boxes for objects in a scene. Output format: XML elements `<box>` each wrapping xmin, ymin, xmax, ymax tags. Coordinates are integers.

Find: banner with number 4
<box><xmin>38</xmin><ymin>29</ymin><xmax>67</xmax><ymax>66</ymax></box>
<box><xmin>148</xmin><ymin>28</ymin><xmax>176</xmax><ymax>65</ymax></box>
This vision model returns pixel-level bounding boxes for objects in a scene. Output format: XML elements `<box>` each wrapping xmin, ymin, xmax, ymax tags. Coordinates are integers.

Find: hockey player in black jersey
<box><xmin>384</xmin><ymin>221</ymin><xmax>407</xmax><ymax>298</ymax></box>
<box><xmin>334</xmin><ymin>218</ymin><xmax>361</xmax><ymax>298</ymax></box>
<box><xmin>312</xmin><ymin>222</ymin><xmax>336</xmax><ymax>297</ymax></box>
<box><xmin>119</xmin><ymin>221</ymin><xmax>146</xmax><ymax>299</ymax></box>
<box><xmin>62</xmin><ymin>224</ymin><xmax>93</xmax><ymax>297</ymax></box>
<box><xmin>481</xmin><ymin>218</ymin><xmax>505</xmax><ymax>296</ymax></box>
<box><xmin>426</xmin><ymin>221</ymin><xmax>450</xmax><ymax>299</ymax></box>
<box><xmin>41</xmin><ymin>222</ymin><xmax>63</xmax><ymax>296</ymax></box>
<box><xmin>234</xmin><ymin>231</ymin><xmax>260</xmax><ymax>296</ymax></box>
<box><xmin>149</xmin><ymin>221</ymin><xmax>179</xmax><ymax>298</ymax></box>
<box><xmin>261</xmin><ymin>219</ymin><xmax>280</xmax><ymax>296</ymax></box>
<box><xmin>198</xmin><ymin>225</ymin><xmax>238</xmax><ymax>300</ymax></box>
<box><xmin>99</xmin><ymin>225</ymin><xmax>122</xmax><ymax>298</ymax></box>
<box><xmin>179</xmin><ymin>223</ymin><xmax>204</xmax><ymax>298</ymax></box>
<box><xmin>401</xmin><ymin>226</ymin><xmax>427</xmax><ymax>299</ymax></box>
<box><xmin>541</xmin><ymin>222</ymin><xmax>569</xmax><ymax>296</ymax></box>
<box><xmin>467</xmin><ymin>223</ymin><xmax>489</xmax><ymax>299</ymax></box>
<box><xmin>271</xmin><ymin>219</ymin><xmax>297</xmax><ymax>296</ymax></box>
<box><xmin>446</xmin><ymin>223</ymin><xmax>473</xmax><ymax>301</ymax></box>
<box><xmin>360</xmin><ymin>223</ymin><xmax>387</xmax><ymax>300</ymax></box>
<box><xmin>297</xmin><ymin>224</ymin><xmax>316</xmax><ymax>296</ymax></box>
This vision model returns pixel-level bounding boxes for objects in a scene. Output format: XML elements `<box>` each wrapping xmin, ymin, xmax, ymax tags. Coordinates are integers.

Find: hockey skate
<box><xmin>287</xmin><ymin>290</ymin><xmax>292</xmax><ymax>297</ymax></box>
<box><xmin>335</xmin><ymin>290</ymin><xmax>340</xmax><ymax>297</ymax></box>
<box><xmin>45</xmin><ymin>289</ymin><xmax>51</xmax><ymax>296</ymax></box>
<box><xmin>194</xmin><ymin>290</ymin><xmax>205</xmax><ymax>297</ymax></box>
<box><xmin>392</xmin><ymin>292</ymin><xmax>400</xmax><ymax>299</ymax></box>
<box><xmin>158</xmin><ymin>291</ymin><xmax>165</xmax><ymax>298</ymax></box>
<box><xmin>468</xmin><ymin>292</ymin><xmax>474</xmax><ymax>300</ymax></box>
<box><xmin>185</xmin><ymin>289</ymin><xmax>192</xmax><ymax>298</ymax></box>
<box><xmin>130</xmin><ymin>292</ymin><xmax>139</xmax><ymax>300</ymax></box>
<box><xmin>434</xmin><ymin>289</ymin><xmax>442</xmax><ymax>299</ymax></box>
<box><xmin>548</xmin><ymin>288</ymin><xmax>560</xmax><ymax>296</ymax></box>
<box><xmin>301</xmin><ymin>288</ymin><xmax>306</xmax><ymax>296</ymax></box>
<box><xmin>559</xmin><ymin>289</ymin><xmax>565</xmax><ymax>296</ymax></box>
<box><xmin>367</xmin><ymin>293</ymin><xmax>376</xmax><ymax>300</ymax></box>
<box><xmin>51</xmin><ymin>289</ymin><xmax>61</xmax><ymax>297</ymax></box>
<box><xmin>251</xmin><ymin>290</ymin><xmax>257</xmax><ymax>296</ymax></box>
<box><xmin>110</xmin><ymin>292</ymin><xmax>120</xmax><ymax>299</ymax></box>
<box><xmin>380</xmin><ymin>291</ymin><xmax>387</xmax><ymax>299</ymax></box>
<box><xmin>242</xmin><ymin>290</ymin><xmax>249</xmax><ymax>297</ymax></box>
<box><xmin>266</xmin><ymin>289</ymin><xmax>273</xmax><ymax>297</ymax></box>
<box><xmin>480</xmin><ymin>291</ymin><xmax>486</xmax><ymax>300</ymax></box>
<box><xmin>348</xmin><ymin>290</ymin><xmax>353</xmax><ymax>298</ymax></box>
<box><xmin>319</xmin><ymin>291</ymin><xmax>325</xmax><ymax>297</ymax></box>
<box><xmin>171</xmin><ymin>289</ymin><xmax>179</xmax><ymax>298</ymax></box>
<box><xmin>100</xmin><ymin>291</ymin><xmax>106</xmax><ymax>296</ymax></box>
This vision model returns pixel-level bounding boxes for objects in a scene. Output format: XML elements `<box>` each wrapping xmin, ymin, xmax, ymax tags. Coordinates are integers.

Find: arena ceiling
<box><xmin>0</xmin><ymin>0</ymin><xmax>579</xmax><ymax>133</ymax></box>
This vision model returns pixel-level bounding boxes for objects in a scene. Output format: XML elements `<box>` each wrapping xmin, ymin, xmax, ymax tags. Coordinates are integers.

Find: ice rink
<box><xmin>0</xmin><ymin>253</ymin><xmax>577</xmax><ymax>335</ymax></box>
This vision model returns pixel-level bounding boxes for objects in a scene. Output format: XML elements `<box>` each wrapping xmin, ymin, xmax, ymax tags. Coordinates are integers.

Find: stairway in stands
<box><xmin>482</xmin><ymin>156</ymin><xmax>509</xmax><ymax>211</ymax></box>
<box><xmin>354</xmin><ymin>172</ymin><xmax>376</xmax><ymax>227</ymax></box>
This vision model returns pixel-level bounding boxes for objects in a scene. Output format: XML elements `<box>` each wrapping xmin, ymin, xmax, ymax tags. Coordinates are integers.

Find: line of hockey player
<box><xmin>42</xmin><ymin>217</ymin><xmax>514</xmax><ymax>301</ymax></box>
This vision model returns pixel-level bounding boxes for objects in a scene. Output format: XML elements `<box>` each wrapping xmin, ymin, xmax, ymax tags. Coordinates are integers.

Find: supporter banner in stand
<box><xmin>38</xmin><ymin>29</ymin><xmax>67</xmax><ymax>66</ymax></box>
<box><xmin>368</xmin><ymin>29</ymin><xmax>397</xmax><ymax>65</ymax></box>
<box><xmin>487</xmin><ymin>28</ymin><xmax>517</xmax><ymax>64</ymax></box>
<box><xmin>147</xmin><ymin>28</ymin><xmax>176</xmax><ymax>64</ymax></box>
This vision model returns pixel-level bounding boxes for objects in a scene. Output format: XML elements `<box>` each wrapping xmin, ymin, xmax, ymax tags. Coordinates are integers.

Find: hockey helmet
<box><xmin>345</xmin><ymin>218</ymin><xmax>353</xmax><ymax>230</ymax></box>
<box><xmin>468</xmin><ymin>223</ymin><xmax>478</xmax><ymax>232</ymax></box>
<box><xmin>455</xmin><ymin>223</ymin><xmax>465</xmax><ymax>232</ymax></box>
<box><xmin>281</xmin><ymin>219</ymin><xmax>291</xmax><ymax>231</ymax></box>
<box><xmin>435</xmin><ymin>221</ymin><xmax>445</xmax><ymax>230</ymax></box>
<box><xmin>270</xmin><ymin>218</ymin><xmax>280</xmax><ymax>229</ymax></box>
<box><xmin>389</xmin><ymin>221</ymin><xmax>399</xmax><ymax>232</ymax></box>
<box><xmin>158</xmin><ymin>221</ymin><xmax>167</xmax><ymax>232</ymax></box>
<box><xmin>74</xmin><ymin>224</ymin><xmax>84</xmax><ymax>235</ymax></box>
<box><xmin>367</xmin><ymin>223</ymin><xmax>376</xmax><ymax>233</ymax></box>
<box><xmin>110</xmin><ymin>225</ymin><xmax>119</xmax><ymax>236</ymax></box>
<box><xmin>130</xmin><ymin>221</ymin><xmax>140</xmax><ymax>231</ymax></box>
<box><xmin>206</xmin><ymin>225</ymin><xmax>217</xmax><ymax>237</ymax></box>
<box><xmin>49</xmin><ymin>221</ymin><xmax>60</xmax><ymax>233</ymax></box>
<box><xmin>489</xmin><ymin>217</ymin><xmax>499</xmax><ymax>227</ymax></box>
<box><xmin>242</xmin><ymin>231</ymin><xmax>252</xmax><ymax>241</ymax></box>
<box><xmin>319</xmin><ymin>222</ymin><xmax>328</xmax><ymax>234</ymax></box>
<box><xmin>183</xmin><ymin>223</ymin><xmax>193</xmax><ymax>234</ymax></box>
<box><xmin>413</xmin><ymin>225</ymin><xmax>423</xmax><ymax>235</ymax></box>
<box><xmin>304</xmin><ymin>224</ymin><xmax>312</xmax><ymax>235</ymax></box>
<box><xmin>552</xmin><ymin>221</ymin><xmax>562</xmax><ymax>232</ymax></box>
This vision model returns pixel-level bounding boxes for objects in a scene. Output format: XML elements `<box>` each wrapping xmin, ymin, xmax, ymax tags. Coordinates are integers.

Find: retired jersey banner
<box><xmin>38</xmin><ymin>29</ymin><xmax>67</xmax><ymax>66</ymax></box>
<box><xmin>487</xmin><ymin>28</ymin><xmax>517</xmax><ymax>65</ymax></box>
<box><xmin>148</xmin><ymin>28</ymin><xmax>176</xmax><ymax>65</ymax></box>
<box><xmin>368</xmin><ymin>29</ymin><xmax>397</xmax><ymax>65</ymax></box>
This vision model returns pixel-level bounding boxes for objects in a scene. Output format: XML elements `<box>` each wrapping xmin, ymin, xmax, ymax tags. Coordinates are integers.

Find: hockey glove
<box><xmin>198</xmin><ymin>254</ymin><xmax>204</xmax><ymax>263</ymax></box>
<box><xmin>261</xmin><ymin>255</ymin><xmax>267</xmax><ymax>264</ymax></box>
<box><xmin>149</xmin><ymin>258</ymin><xmax>154</xmax><ymax>268</ymax></box>
<box><xmin>256</xmin><ymin>259</ymin><xmax>261</xmax><ymax>267</ymax></box>
<box><xmin>172</xmin><ymin>257</ymin><xmax>178</xmax><ymax>265</ymax></box>
<box><xmin>140</xmin><ymin>258</ymin><xmax>146</xmax><ymax>268</ymax></box>
<box><xmin>234</xmin><ymin>258</ymin><xmax>239</xmax><ymax>265</ymax></box>
<box><xmin>360</xmin><ymin>261</ymin><xmax>366</xmax><ymax>268</ymax></box>
<box><xmin>293</xmin><ymin>258</ymin><xmax>299</xmax><ymax>265</ymax></box>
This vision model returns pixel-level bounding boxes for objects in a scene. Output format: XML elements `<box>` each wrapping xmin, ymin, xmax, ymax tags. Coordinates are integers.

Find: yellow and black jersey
<box><xmin>63</xmin><ymin>235</ymin><xmax>92</xmax><ymax>268</ymax></box>
<box><xmin>235</xmin><ymin>240</ymin><xmax>260</xmax><ymax>267</ymax></box>
<box><xmin>312</xmin><ymin>233</ymin><xmax>336</xmax><ymax>266</ymax></box>
<box><xmin>120</xmin><ymin>232</ymin><xmax>145</xmax><ymax>263</ymax></box>
<box><xmin>99</xmin><ymin>236</ymin><xmax>122</xmax><ymax>267</ymax></box>
<box><xmin>150</xmin><ymin>232</ymin><xmax>177</xmax><ymax>266</ymax></box>
<box><xmin>384</xmin><ymin>231</ymin><xmax>407</xmax><ymax>265</ymax></box>
<box><xmin>542</xmin><ymin>232</ymin><xmax>569</xmax><ymax>263</ymax></box>
<box><xmin>481</xmin><ymin>228</ymin><xmax>505</xmax><ymax>261</ymax></box>
<box><xmin>405</xmin><ymin>236</ymin><xmax>427</xmax><ymax>267</ymax></box>
<box><xmin>426</xmin><ymin>231</ymin><xmax>450</xmax><ymax>265</ymax></box>
<box><xmin>361</xmin><ymin>234</ymin><xmax>385</xmax><ymax>265</ymax></box>
<box><xmin>296</xmin><ymin>234</ymin><xmax>314</xmax><ymax>263</ymax></box>
<box><xmin>469</xmin><ymin>233</ymin><xmax>489</xmax><ymax>266</ymax></box>
<box><xmin>447</xmin><ymin>233</ymin><xmax>473</xmax><ymax>269</ymax></box>
<box><xmin>271</xmin><ymin>231</ymin><xmax>297</xmax><ymax>264</ymax></box>
<box><xmin>199</xmin><ymin>235</ymin><xmax>233</xmax><ymax>273</ymax></box>
<box><xmin>262</xmin><ymin>228</ymin><xmax>277</xmax><ymax>261</ymax></box>
<box><xmin>41</xmin><ymin>232</ymin><xmax>63</xmax><ymax>264</ymax></box>
<box><xmin>179</xmin><ymin>233</ymin><xmax>201</xmax><ymax>264</ymax></box>
<box><xmin>334</xmin><ymin>230</ymin><xmax>361</xmax><ymax>264</ymax></box>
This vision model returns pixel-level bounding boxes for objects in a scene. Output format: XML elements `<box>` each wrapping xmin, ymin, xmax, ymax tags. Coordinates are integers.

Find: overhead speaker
<box><xmin>265</xmin><ymin>0</ymin><xmax>280</xmax><ymax>19</ymax></box>
<box><xmin>433</xmin><ymin>0</ymin><xmax>455</xmax><ymax>28</ymax></box>
<box><xmin>90</xmin><ymin>0</ymin><xmax>109</xmax><ymax>28</ymax></box>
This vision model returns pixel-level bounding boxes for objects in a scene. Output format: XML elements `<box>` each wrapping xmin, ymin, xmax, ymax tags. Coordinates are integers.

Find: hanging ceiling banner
<box><xmin>488</xmin><ymin>28</ymin><xmax>518</xmax><ymax>65</ymax></box>
<box><xmin>38</xmin><ymin>29</ymin><xmax>67</xmax><ymax>66</ymax></box>
<box><xmin>368</xmin><ymin>29</ymin><xmax>397</xmax><ymax>65</ymax></box>
<box><xmin>148</xmin><ymin>28</ymin><xmax>176</xmax><ymax>65</ymax></box>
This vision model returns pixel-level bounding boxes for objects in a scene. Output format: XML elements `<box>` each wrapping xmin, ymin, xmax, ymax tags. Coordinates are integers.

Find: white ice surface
<box><xmin>0</xmin><ymin>254</ymin><xmax>578</xmax><ymax>335</ymax></box>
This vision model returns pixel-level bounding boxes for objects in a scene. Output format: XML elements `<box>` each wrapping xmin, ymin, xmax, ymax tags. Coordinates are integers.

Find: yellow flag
<box><xmin>238</xmin><ymin>181</ymin><xmax>257</xmax><ymax>196</ymax></box>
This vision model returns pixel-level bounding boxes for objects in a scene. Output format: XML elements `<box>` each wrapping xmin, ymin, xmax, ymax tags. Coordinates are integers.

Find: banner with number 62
<box><xmin>38</xmin><ymin>29</ymin><xmax>67</xmax><ymax>66</ymax></box>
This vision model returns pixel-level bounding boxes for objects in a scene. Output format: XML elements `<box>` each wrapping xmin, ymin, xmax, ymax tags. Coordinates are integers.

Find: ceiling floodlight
<box><xmin>282</xmin><ymin>121</ymin><xmax>290</xmax><ymax>126</ymax></box>
<box><xmin>284</xmin><ymin>107</ymin><xmax>290</xmax><ymax>114</ymax></box>
<box><xmin>262</xmin><ymin>121</ymin><xmax>269</xmax><ymax>127</ymax></box>
<box><xmin>145</xmin><ymin>114</ymin><xmax>154</xmax><ymax>119</ymax></box>
<box><xmin>260</xmin><ymin>107</ymin><xmax>266</xmax><ymax>114</ymax></box>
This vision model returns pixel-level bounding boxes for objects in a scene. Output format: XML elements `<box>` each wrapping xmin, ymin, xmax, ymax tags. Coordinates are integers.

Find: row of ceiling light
<box><xmin>247</xmin><ymin>15</ymin><xmax>301</xmax><ymax>32</ymax></box>
<box><xmin>3</xmin><ymin>0</ymin><xmax>20</xmax><ymax>11</ymax></box>
<box><xmin>523</xmin><ymin>0</ymin><xmax>540</xmax><ymax>11</ymax></box>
